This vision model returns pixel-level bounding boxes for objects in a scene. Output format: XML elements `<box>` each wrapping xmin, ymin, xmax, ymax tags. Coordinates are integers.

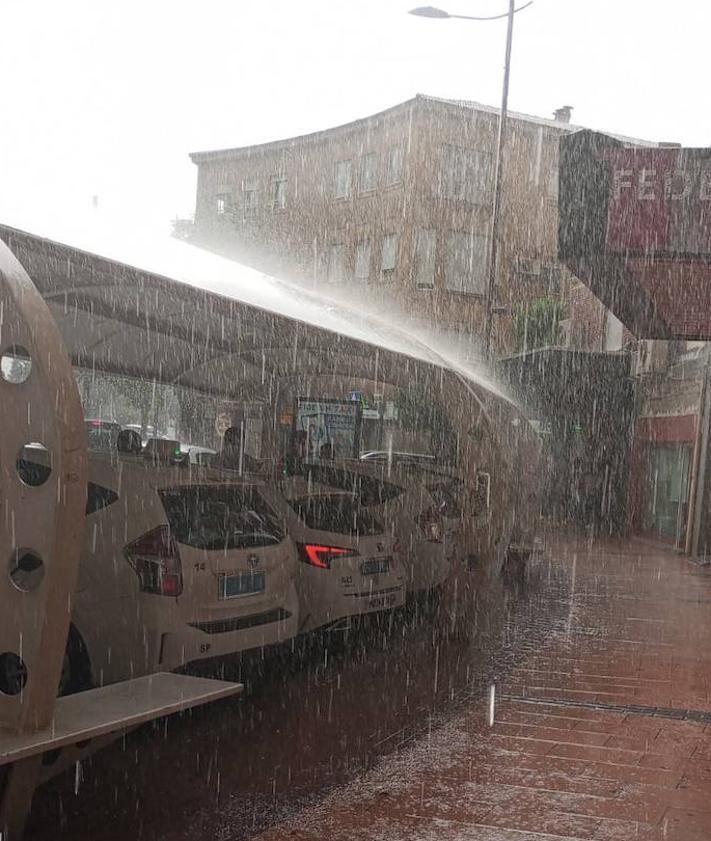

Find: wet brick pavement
<box><xmin>250</xmin><ymin>537</ymin><xmax>711</xmax><ymax>841</ymax></box>
<box><xmin>24</xmin><ymin>536</ymin><xmax>711</xmax><ymax>840</ymax></box>
<box><xmin>25</xmin><ymin>540</ymin><xmax>569</xmax><ymax>840</ymax></box>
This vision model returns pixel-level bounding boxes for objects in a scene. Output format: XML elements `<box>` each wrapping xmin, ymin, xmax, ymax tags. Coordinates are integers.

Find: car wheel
<box><xmin>58</xmin><ymin>625</ymin><xmax>92</xmax><ymax>696</ymax></box>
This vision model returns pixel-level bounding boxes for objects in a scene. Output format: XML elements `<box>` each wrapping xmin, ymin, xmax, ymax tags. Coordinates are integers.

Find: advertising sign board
<box><xmin>559</xmin><ymin>130</ymin><xmax>711</xmax><ymax>339</ymax></box>
<box><xmin>294</xmin><ymin>398</ymin><xmax>362</xmax><ymax>461</ymax></box>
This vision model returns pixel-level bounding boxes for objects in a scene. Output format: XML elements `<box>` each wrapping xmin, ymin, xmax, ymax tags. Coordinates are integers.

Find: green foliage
<box><xmin>513</xmin><ymin>296</ymin><xmax>567</xmax><ymax>352</ymax></box>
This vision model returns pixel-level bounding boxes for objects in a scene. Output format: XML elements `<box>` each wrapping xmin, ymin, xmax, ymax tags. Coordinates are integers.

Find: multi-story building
<box><xmin>556</xmin><ymin>128</ymin><xmax>711</xmax><ymax>552</ymax></box>
<box><xmin>188</xmin><ymin>94</ymin><xmax>579</xmax><ymax>359</ymax></box>
<box><xmin>189</xmin><ymin>95</ymin><xmax>711</xmax><ymax>549</ymax></box>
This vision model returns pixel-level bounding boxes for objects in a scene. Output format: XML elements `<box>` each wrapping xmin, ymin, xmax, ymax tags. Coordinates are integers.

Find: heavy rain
<box><xmin>2</xmin><ymin>2</ymin><xmax>711</xmax><ymax>840</ymax></box>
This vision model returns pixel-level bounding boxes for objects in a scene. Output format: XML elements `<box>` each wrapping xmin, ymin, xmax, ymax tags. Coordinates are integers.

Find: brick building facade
<box><xmin>187</xmin><ymin>95</ymin><xmax>711</xmax><ymax>551</ymax></box>
<box><xmin>188</xmin><ymin>95</ymin><xmax>579</xmax><ymax>359</ymax></box>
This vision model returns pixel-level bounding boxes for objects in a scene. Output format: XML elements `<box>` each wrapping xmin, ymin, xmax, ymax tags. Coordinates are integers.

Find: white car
<box><xmin>353</xmin><ymin>458</ymin><xmax>466</xmax><ymax>598</ymax></box>
<box><xmin>273</xmin><ymin>466</ymin><xmax>406</xmax><ymax>634</ymax></box>
<box><xmin>84</xmin><ymin>418</ymin><xmax>122</xmax><ymax>452</ymax></box>
<box><xmin>16</xmin><ymin>439</ymin><xmax>299</xmax><ymax>692</ymax></box>
<box><xmin>397</xmin><ymin>469</ymin><xmax>466</xmax><ymax>596</ymax></box>
<box><xmin>354</xmin><ymin>458</ymin><xmax>502</xmax><ymax>638</ymax></box>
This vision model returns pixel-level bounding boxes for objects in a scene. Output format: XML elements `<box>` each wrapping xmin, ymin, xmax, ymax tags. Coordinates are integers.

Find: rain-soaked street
<box><xmin>5</xmin><ymin>3</ymin><xmax>711</xmax><ymax>839</ymax></box>
<box><xmin>25</xmin><ymin>535</ymin><xmax>711</xmax><ymax>841</ymax></box>
<box><xmin>25</xmin><ymin>543</ymin><xmax>567</xmax><ymax>840</ymax></box>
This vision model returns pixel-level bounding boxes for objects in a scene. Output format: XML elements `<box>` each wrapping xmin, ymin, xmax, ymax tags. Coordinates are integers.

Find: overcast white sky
<box><xmin>2</xmin><ymin>0</ymin><xmax>709</xmax><ymax>234</ymax></box>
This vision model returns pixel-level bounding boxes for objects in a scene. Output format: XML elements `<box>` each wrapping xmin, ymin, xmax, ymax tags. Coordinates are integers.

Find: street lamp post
<box><xmin>409</xmin><ymin>2</ymin><xmax>532</xmax><ymax>360</ymax></box>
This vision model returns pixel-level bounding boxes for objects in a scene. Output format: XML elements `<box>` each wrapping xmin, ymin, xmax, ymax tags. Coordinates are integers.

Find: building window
<box><xmin>414</xmin><ymin>228</ymin><xmax>436</xmax><ymax>289</ymax></box>
<box><xmin>335</xmin><ymin>160</ymin><xmax>352</xmax><ymax>199</ymax></box>
<box><xmin>327</xmin><ymin>244</ymin><xmax>346</xmax><ymax>283</ymax></box>
<box><xmin>355</xmin><ymin>240</ymin><xmax>371</xmax><ymax>281</ymax></box>
<box><xmin>380</xmin><ymin>233</ymin><xmax>398</xmax><ymax>277</ymax></box>
<box><xmin>439</xmin><ymin>145</ymin><xmax>492</xmax><ymax>203</ymax></box>
<box><xmin>359</xmin><ymin>152</ymin><xmax>377</xmax><ymax>194</ymax></box>
<box><xmin>272</xmin><ymin>177</ymin><xmax>287</xmax><ymax>209</ymax></box>
<box><xmin>216</xmin><ymin>193</ymin><xmax>230</xmax><ymax>216</ymax></box>
<box><xmin>547</xmin><ymin>167</ymin><xmax>559</xmax><ymax>201</ymax></box>
<box><xmin>242</xmin><ymin>181</ymin><xmax>258</xmax><ymax>219</ymax></box>
<box><xmin>445</xmin><ymin>231</ymin><xmax>488</xmax><ymax>294</ymax></box>
<box><xmin>385</xmin><ymin>146</ymin><xmax>404</xmax><ymax>186</ymax></box>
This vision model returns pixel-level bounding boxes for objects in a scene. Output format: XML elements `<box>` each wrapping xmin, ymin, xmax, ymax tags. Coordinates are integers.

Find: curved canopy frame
<box><xmin>0</xmin><ymin>223</ymin><xmax>516</xmax><ymax>430</ymax></box>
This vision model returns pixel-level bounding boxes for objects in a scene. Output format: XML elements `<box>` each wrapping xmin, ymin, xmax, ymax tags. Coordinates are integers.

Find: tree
<box><xmin>512</xmin><ymin>296</ymin><xmax>567</xmax><ymax>352</ymax></box>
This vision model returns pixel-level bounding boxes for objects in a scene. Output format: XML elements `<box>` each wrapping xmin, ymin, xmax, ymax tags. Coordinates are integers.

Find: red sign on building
<box><xmin>559</xmin><ymin>130</ymin><xmax>711</xmax><ymax>339</ymax></box>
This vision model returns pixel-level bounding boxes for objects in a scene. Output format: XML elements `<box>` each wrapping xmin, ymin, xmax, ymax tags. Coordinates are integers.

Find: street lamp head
<box><xmin>408</xmin><ymin>6</ymin><xmax>451</xmax><ymax>18</ymax></box>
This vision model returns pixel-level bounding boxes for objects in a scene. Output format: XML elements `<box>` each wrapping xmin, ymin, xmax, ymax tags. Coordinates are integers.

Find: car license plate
<box><xmin>219</xmin><ymin>571</ymin><xmax>266</xmax><ymax>599</ymax></box>
<box><xmin>367</xmin><ymin>592</ymin><xmax>398</xmax><ymax>610</ymax></box>
<box><xmin>360</xmin><ymin>557</ymin><xmax>390</xmax><ymax>576</ymax></box>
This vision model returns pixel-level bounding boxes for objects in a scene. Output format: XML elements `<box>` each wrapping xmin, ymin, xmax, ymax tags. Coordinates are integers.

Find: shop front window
<box><xmin>645</xmin><ymin>442</ymin><xmax>691</xmax><ymax>542</ymax></box>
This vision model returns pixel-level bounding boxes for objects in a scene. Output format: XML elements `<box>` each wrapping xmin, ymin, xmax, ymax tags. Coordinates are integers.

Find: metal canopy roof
<box><xmin>0</xmin><ymin>215</ymin><xmax>511</xmax><ymax>415</ymax></box>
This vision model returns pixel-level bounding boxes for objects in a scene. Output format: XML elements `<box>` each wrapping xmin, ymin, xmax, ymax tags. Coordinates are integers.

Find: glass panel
<box><xmin>385</xmin><ymin>146</ymin><xmax>404</xmax><ymax>185</ymax></box>
<box><xmin>334</xmin><ymin>160</ymin><xmax>352</xmax><ymax>198</ymax></box>
<box><xmin>439</xmin><ymin>145</ymin><xmax>492</xmax><ymax>202</ymax></box>
<box><xmin>645</xmin><ymin>443</ymin><xmax>691</xmax><ymax>540</ymax></box>
<box><xmin>359</xmin><ymin>152</ymin><xmax>377</xmax><ymax>193</ymax></box>
<box><xmin>327</xmin><ymin>244</ymin><xmax>346</xmax><ymax>282</ymax></box>
<box><xmin>160</xmin><ymin>486</ymin><xmax>284</xmax><ymax>550</ymax></box>
<box><xmin>381</xmin><ymin>234</ymin><xmax>398</xmax><ymax>273</ymax></box>
<box><xmin>354</xmin><ymin>240</ymin><xmax>371</xmax><ymax>280</ymax></box>
<box><xmin>445</xmin><ymin>231</ymin><xmax>488</xmax><ymax>294</ymax></box>
<box><xmin>273</xmin><ymin>177</ymin><xmax>287</xmax><ymax>209</ymax></box>
<box><xmin>414</xmin><ymin>228</ymin><xmax>436</xmax><ymax>288</ymax></box>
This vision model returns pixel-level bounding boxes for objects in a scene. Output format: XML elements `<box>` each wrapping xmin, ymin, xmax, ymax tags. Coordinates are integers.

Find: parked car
<box><xmin>16</xmin><ymin>439</ymin><xmax>299</xmax><ymax>691</ymax></box>
<box><xmin>84</xmin><ymin>419</ymin><xmax>122</xmax><ymax>452</ymax></box>
<box><xmin>272</xmin><ymin>464</ymin><xmax>406</xmax><ymax>634</ymax></box>
<box><xmin>355</xmin><ymin>455</ymin><xmax>505</xmax><ymax>640</ymax></box>
<box><xmin>181</xmin><ymin>444</ymin><xmax>218</xmax><ymax>467</ymax></box>
<box><xmin>123</xmin><ymin>423</ymin><xmax>163</xmax><ymax>446</ymax></box>
<box><xmin>355</xmin><ymin>460</ymin><xmax>467</xmax><ymax>599</ymax></box>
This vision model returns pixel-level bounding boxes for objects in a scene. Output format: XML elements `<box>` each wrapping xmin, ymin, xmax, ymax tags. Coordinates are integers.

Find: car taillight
<box><xmin>297</xmin><ymin>543</ymin><xmax>357</xmax><ymax>569</ymax></box>
<box><xmin>417</xmin><ymin>509</ymin><xmax>443</xmax><ymax>543</ymax></box>
<box><xmin>124</xmin><ymin>526</ymin><xmax>183</xmax><ymax>596</ymax></box>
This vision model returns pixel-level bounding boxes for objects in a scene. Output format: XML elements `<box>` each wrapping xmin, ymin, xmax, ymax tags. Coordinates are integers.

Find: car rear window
<box><xmin>302</xmin><ymin>464</ymin><xmax>404</xmax><ymax>506</ymax></box>
<box><xmin>159</xmin><ymin>485</ymin><xmax>284</xmax><ymax>550</ymax></box>
<box><xmin>291</xmin><ymin>493</ymin><xmax>384</xmax><ymax>536</ymax></box>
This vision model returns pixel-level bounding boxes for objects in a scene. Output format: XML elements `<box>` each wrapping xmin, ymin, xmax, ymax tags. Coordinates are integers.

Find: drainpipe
<box><xmin>686</xmin><ymin>347</ymin><xmax>711</xmax><ymax>556</ymax></box>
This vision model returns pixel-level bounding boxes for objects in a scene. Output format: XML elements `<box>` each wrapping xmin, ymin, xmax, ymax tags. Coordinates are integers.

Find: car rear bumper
<box><xmin>299</xmin><ymin>583</ymin><xmax>405</xmax><ymax>634</ymax></box>
<box><xmin>159</xmin><ymin>585</ymin><xmax>299</xmax><ymax>670</ymax></box>
<box><xmin>404</xmin><ymin>553</ymin><xmax>452</xmax><ymax>596</ymax></box>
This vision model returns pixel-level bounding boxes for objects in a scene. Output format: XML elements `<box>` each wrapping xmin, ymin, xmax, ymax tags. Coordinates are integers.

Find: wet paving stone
<box><xmin>25</xmin><ymin>535</ymin><xmax>711</xmax><ymax>840</ymax></box>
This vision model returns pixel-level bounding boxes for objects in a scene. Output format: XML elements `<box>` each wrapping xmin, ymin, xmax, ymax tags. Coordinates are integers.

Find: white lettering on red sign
<box><xmin>613</xmin><ymin>169</ymin><xmax>633</xmax><ymax>199</ymax></box>
<box><xmin>612</xmin><ymin>168</ymin><xmax>711</xmax><ymax>201</ymax></box>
